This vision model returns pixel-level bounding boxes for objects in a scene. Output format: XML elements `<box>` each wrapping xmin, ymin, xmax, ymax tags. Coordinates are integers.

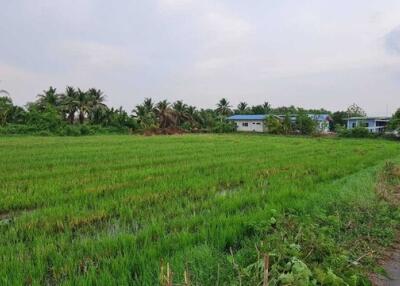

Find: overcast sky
<box><xmin>1</xmin><ymin>1</ymin><xmax>400</xmax><ymax>115</ymax></box>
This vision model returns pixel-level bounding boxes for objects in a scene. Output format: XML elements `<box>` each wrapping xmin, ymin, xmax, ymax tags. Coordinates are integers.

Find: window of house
<box><xmin>242</xmin><ymin>122</ymin><xmax>248</xmax><ymax>127</ymax></box>
<box><xmin>256</xmin><ymin>122</ymin><xmax>261</xmax><ymax>125</ymax></box>
<box><xmin>352</xmin><ymin>122</ymin><xmax>356</xmax><ymax>128</ymax></box>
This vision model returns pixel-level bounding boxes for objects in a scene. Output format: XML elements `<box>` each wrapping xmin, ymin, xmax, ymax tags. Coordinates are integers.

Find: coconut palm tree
<box><xmin>87</xmin><ymin>88</ymin><xmax>108</xmax><ymax>123</ymax></box>
<box><xmin>237</xmin><ymin>102</ymin><xmax>249</xmax><ymax>114</ymax></box>
<box><xmin>36</xmin><ymin>86</ymin><xmax>59</xmax><ymax>110</ymax></box>
<box><xmin>155</xmin><ymin>100</ymin><xmax>177</xmax><ymax>128</ymax></box>
<box><xmin>172</xmin><ymin>100</ymin><xmax>190</xmax><ymax>126</ymax></box>
<box><xmin>0</xmin><ymin>80</ymin><xmax>9</xmax><ymax>96</ymax></box>
<box><xmin>0</xmin><ymin>96</ymin><xmax>13</xmax><ymax>126</ymax></box>
<box><xmin>216</xmin><ymin>98</ymin><xmax>232</xmax><ymax>116</ymax></box>
<box><xmin>60</xmin><ymin>86</ymin><xmax>78</xmax><ymax>124</ymax></box>
<box><xmin>76</xmin><ymin>89</ymin><xmax>91</xmax><ymax>124</ymax></box>
<box><xmin>133</xmin><ymin>98</ymin><xmax>157</xmax><ymax>128</ymax></box>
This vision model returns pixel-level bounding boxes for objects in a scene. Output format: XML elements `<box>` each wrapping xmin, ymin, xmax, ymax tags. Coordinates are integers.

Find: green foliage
<box><xmin>26</xmin><ymin>105</ymin><xmax>64</xmax><ymax>132</ymax></box>
<box><xmin>0</xmin><ymin>96</ymin><xmax>14</xmax><ymax>126</ymax></box>
<box><xmin>266</xmin><ymin>115</ymin><xmax>283</xmax><ymax>134</ymax></box>
<box><xmin>331</xmin><ymin>111</ymin><xmax>348</xmax><ymax>130</ymax></box>
<box><xmin>295</xmin><ymin>113</ymin><xmax>317</xmax><ymax>135</ymax></box>
<box><xmin>216</xmin><ymin>98</ymin><xmax>232</xmax><ymax>116</ymax></box>
<box><xmin>337</xmin><ymin>127</ymin><xmax>376</xmax><ymax>138</ymax></box>
<box><xmin>346</xmin><ymin>104</ymin><xmax>367</xmax><ymax>117</ymax></box>
<box><xmin>388</xmin><ymin>108</ymin><xmax>400</xmax><ymax>131</ymax></box>
<box><xmin>212</xmin><ymin>118</ymin><xmax>236</xmax><ymax>133</ymax></box>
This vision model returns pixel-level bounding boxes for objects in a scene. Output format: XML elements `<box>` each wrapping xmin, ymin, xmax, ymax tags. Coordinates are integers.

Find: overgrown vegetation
<box><xmin>0</xmin><ymin>135</ymin><xmax>399</xmax><ymax>285</ymax></box>
<box><xmin>3</xmin><ymin>86</ymin><xmax>396</xmax><ymax>137</ymax></box>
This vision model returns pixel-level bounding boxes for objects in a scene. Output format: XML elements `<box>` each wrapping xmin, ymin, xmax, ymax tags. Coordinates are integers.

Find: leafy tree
<box><xmin>251</xmin><ymin>102</ymin><xmax>271</xmax><ymax>114</ymax></box>
<box><xmin>282</xmin><ymin>114</ymin><xmax>293</xmax><ymax>134</ymax></box>
<box><xmin>266</xmin><ymin>115</ymin><xmax>283</xmax><ymax>134</ymax></box>
<box><xmin>271</xmin><ymin>105</ymin><xmax>297</xmax><ymax>115</ymax></box>
<box><xmin>346</xmin><ymin>104</ymin><xmax>366</xmax><ymax>117</ymax></box>
<box><xmin>0</xmin><ymin>96</ymin><xmax>14</xmax><ymax>126</ymax></box>
<box><xmin>331</xmin><ymin>111</ymin><xmax>348</xmax><ymax>130</ymax></box>
<box><xmin>388</xmin><ymin>108</ymin><xmax>400</xmax><ymax>130</ymax></box>
<box><xmin>295</xmin><ymin>113</ymin><xmax>317</xmax><ymax>135</ymax></box>
<box><xmin>216</xmin><ymin>98</ymin><xmax>232</xmax><ymax>116</ymax></box>
<box><xmin>26</xmin><ymin>105</ymin><xmax>63</xmax><ymax>132</ymax></box>
<box><xmin>8</xmin><ymin>105</ymin><xmax>27</xmax><ymax>124</ymax></box>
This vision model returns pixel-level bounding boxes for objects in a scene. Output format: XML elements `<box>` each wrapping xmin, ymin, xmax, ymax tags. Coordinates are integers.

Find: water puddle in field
<box><xmin>0</xmin><ymin>208</ymin><xmax>37</xmax><ymax>226</ymax></box>
<box><xmin>216</xmin><ymin>181</ymin><xmax>244</xmax><ymax>197</ymax></box>
<box><xmin>0</xmin><ymin>213</ymin><xmax>12</xmax><ymax>225</ymax></box>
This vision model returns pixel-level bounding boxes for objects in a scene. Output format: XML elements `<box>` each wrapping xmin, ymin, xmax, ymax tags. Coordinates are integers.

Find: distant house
<box><xmin>346</xmin><ymin>117</ymin><xmax>390</xmax><ymax>133</ymax></box>
<box><xmin>275</xmin><ymin>114</ymin><xmax>331</xmax><ymax>133</ymax></box>
<box><xmin>227</xmin><ymin>114</ymin><xmax>332</xmax><ymax>133</ymax></box>
<box><xmin>227</xmin><ymin>114</ymin><xmax>267</xmax><ymax>132</ymax></box>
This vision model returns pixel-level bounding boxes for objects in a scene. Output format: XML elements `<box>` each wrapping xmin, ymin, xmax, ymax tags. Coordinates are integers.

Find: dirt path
<box><xmin>370</xmin><ymin>242</ymin><xmax>400</xmax><ymax>286</ymax></box>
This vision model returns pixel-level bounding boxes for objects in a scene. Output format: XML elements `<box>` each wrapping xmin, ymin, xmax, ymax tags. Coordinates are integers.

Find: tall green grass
<box><xmin>0</xmin><ymin>134</ymin><xmax>399</xmax><ymax>285</ymax></box>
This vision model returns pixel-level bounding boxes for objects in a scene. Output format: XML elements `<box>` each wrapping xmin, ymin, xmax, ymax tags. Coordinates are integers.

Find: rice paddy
<box><xmin>1</xmin><ymin>134</ymin><xmax>400</xmax><ymax>285</ymax></box>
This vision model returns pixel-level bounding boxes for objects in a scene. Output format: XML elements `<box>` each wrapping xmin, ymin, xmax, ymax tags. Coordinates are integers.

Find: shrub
<box><xmin>265</xmin><ymin>116</ymin><xmax>283</xmax><ymax>134</ymax></box>
<box><xmin>295</xmin><ymin>113</ymin><xmax>317</xmax><ymax>135</ymax></box>
<box><xmin>337</xmin><ymin>127</ymin><xmax>376</xmax><ymax>138</ymax></box>
<box><xmin>212</xmin><ymin>120</ymin><xmax>235</xmax><ymax>133</ymax></box>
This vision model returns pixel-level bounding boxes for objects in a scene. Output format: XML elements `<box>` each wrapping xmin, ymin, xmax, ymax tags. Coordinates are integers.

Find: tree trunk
<box><xmin>68</xmin><ymin>112</ymin><xmax>75</xmax><ymax>124</ymax></box>
<box><xmin>79</xmin><ymin>111</ymin><xmax>85</xmax><ymax>124</ymax></box>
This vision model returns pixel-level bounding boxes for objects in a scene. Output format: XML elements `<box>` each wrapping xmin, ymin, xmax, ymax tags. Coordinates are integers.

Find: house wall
<box><xmin>346</xmin><ymin>119</ymin><xmax>388</xmax><ymax>133</ymax></box>
<box><xmin>316</xmin><ymin>121</ymin><xmax>330</xmax><ymax>133</ymax></box>
<box><xmin>234</xmin><ymin>120</ymin><xmax>265</xmax><ymax>132</ymax></box>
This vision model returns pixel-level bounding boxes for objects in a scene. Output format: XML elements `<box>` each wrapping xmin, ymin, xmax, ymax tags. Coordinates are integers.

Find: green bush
<box><xmin>337</xmin><ymin>127</ymin><xmax>377</xmax><ymax>138</ymax></box>
<box><xmin>212</xmin><ymin>120</ymin><xmax>236</xmax><ymax>133</ymax></box>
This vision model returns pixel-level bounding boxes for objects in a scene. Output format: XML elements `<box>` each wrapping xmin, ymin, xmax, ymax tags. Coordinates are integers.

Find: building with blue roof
<box><xmin>227</xmin><ymin>114</ymin><xmax>332</xmax><ymax>133</ymax></box>
<box><xmin>227</xmin><ymin>114</ymin><xmax>268</xmax><ymax>132</ymax></box>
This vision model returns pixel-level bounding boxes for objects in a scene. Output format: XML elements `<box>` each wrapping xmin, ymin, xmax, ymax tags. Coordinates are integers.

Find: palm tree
<box><xmin>155</xmin><ymin>100</ymin><xmax>177</xmax><ymax>128</ymax></box>
<box><xmin>36</xmin><ymin>86</ymin><xmax>59</xmax><ymax>110</ymax></box>
<box><xmin>87</xmin><ymin>88</ymin><xmax>108</xmax><ymax>123</ymax></box>
<box><xmin>172</xmin><ymin>100</ymin><xmax>190</xmax><ymax>126</ymax></box>
<box><xmin>0</xmin><ymin>80</ymin><xmax>9</xmax><ymax>96</ymax></box>
<box><xmin>263</xmin><ymin>101</ymin><xmax>271</xmax><ymax>113</ymax></box>
<box><xmin>216</xmin><ymin>98</ymin><xmax>232</xmax><ymax>116</ymax></box>
<box><xmin>60</xmin><ymin>86</ymin><xmax>78</xmax><ymax>124</ymax></box>
<box><xmin>237</xmin><ymin>102</ymin><xmax>249</xmax><ymax>114</ymax></box>
<box><xmin>76</xmin><ymin>89</ymin><xmax>91</xmax><ymax>124</ymax></box>
<box><xmin>0</xmin><ymin>96</ymin><xmax>13</xmax><ymax>126</ymax></box>
<box><xmin>133</xmin><ymin>98</ymin><xmax>157</xmax><ymax>128</ymax></box>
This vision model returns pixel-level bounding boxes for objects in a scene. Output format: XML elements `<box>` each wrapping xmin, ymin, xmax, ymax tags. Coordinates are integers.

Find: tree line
<box><xmin>0</xmin><ymin>86</ymin><xmax>399</xmax><ymax>135</ymax></box>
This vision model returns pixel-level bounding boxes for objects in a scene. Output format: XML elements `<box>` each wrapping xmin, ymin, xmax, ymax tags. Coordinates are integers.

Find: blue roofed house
<box><xmin>346</xmin><ymin>117</ymin><xmax>390</xmax><ymax>133</ymax></box>
<box><xmin>227</xmin><ymin>114</ymin><xmax>267</xmax><ymax>132</ymax></box>
<box><xmin>227</xmin><ymin>114</ymin><xmax>332</xmax><ymax>133</ymax></box>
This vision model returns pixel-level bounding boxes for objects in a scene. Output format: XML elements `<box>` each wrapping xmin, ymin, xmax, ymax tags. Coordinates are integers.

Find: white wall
<box><xmin>235</xmin><ymin>120</ymin><xmax>265</xmax><ymax>132</ymax></box>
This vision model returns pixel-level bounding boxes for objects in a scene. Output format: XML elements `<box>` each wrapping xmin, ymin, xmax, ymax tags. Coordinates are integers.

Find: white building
<box><xmin>346</xmin><ymin>117</ymin><xmax>390</xmax><ymax>133</ymax></box>
<box><xmin>227</xmin><ymin>115</ymin><xmax>266</xmax><ymax>132</ymax></box>
<box><xmin>227</xmin><ymin>114</ymin><xmax>332</xmax><ymax>133</ymax></box>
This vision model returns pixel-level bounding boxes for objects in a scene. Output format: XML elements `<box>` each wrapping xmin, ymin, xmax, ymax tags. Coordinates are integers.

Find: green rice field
<box><xmin>1</xmin><ymin>134</ymin><xmax>400</xmax><ymax>285</ymax></box>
